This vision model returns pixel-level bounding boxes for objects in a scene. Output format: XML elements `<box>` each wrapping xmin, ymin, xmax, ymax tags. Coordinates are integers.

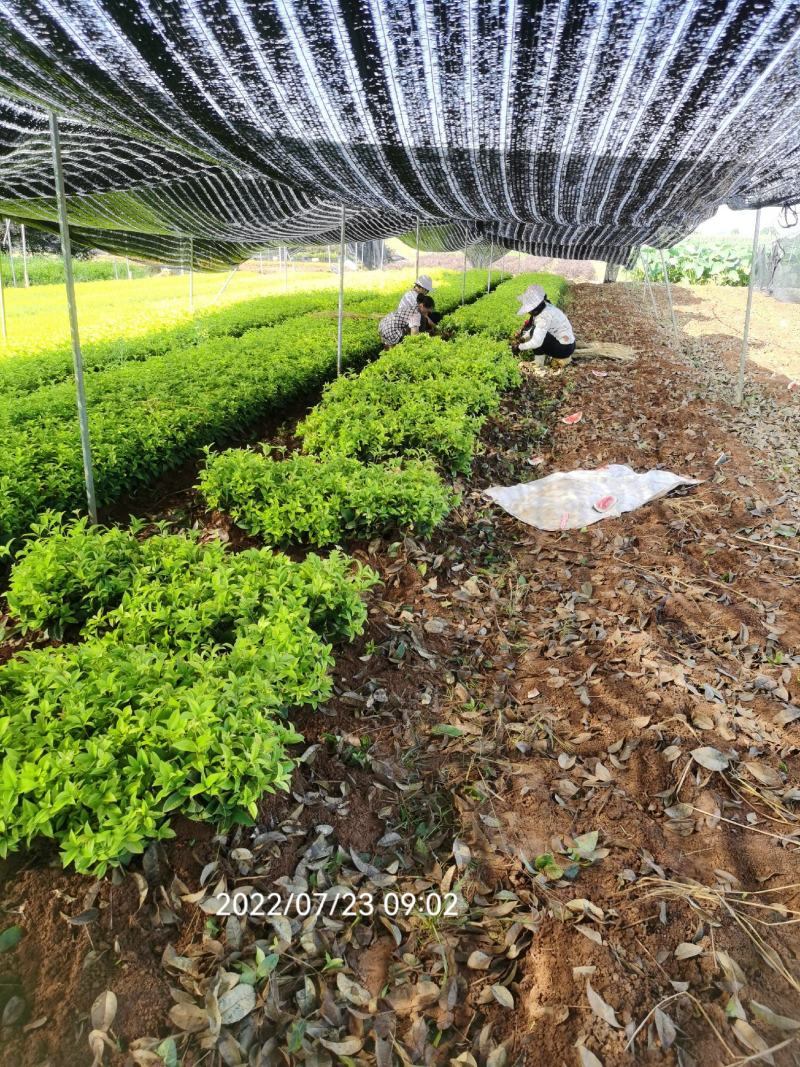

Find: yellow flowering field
<box><xmin>0</xmin><ymin>266</ymin><xmax>416</xmax><ymax>362</ymax></box>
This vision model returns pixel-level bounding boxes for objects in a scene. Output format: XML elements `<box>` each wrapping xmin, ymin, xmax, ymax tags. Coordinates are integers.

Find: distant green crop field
<box><xmin>1</xmin><ymin>253</ymin><xmax>153</xmax><ymax>287</ymax></box>
<box><xmin>636</xmin><ymin>237</ymin><xmax>753</xmax><ymax>285</ymax></box>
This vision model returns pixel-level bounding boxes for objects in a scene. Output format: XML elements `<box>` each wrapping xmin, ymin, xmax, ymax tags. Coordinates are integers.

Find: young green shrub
<box><xmin>440</xmin><ymin>272</ymin><xmax>570</xmax><ymax>340</ymax></box>
<box><xmin>0</xmin><ymin>526</ymin><xmax>378</xmax><ymax>874</ymax></box>
<box><xmin>199</xmin><ymin>449</ymin><xmax>457</xmax><ymax>546</ymax></box>
<box><xmin>6</xmin><ymin>513</ymin><xmax>145</xmax><ymax>634</ymax></box>
<box><xmin>297</xmin><ymin>333</ymin><xmax>521</xmax><ymax>472</ymax></box>
<box><xmin>0</xmin><ymin>639</ymin><xmax>306</xmax><ymax>874</ymax></box>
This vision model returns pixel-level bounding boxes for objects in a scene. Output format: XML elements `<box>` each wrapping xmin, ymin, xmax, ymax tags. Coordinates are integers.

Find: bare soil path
<box><xmin>2</xmin><ymin>283</ymin><xmax>799</xmax><ymax>1067</ymax></box>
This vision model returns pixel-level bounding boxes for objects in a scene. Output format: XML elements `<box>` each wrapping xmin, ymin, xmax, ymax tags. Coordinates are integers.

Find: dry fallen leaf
<box><xmin>320</xmin><ymin>1036</ymin><xmax>364</xmax><ymax>1055</ymax></box>
<box><xmin>654</xmin><ymin>1005</ymin><xmax>677</xmax><ymax>1049</ymax></box>
<box><xmin>674</xmin><ymin>942</ymin><xmax>704</xmax><ymax>960</ymax></box>
<box><xmin>586</xmin><ymin>981</ymin><xmax>621</xmax><ymax>1029</ymax></box>
<box><xmin>467</xmin><ymin>951</ymin><xmax>492</xmax><ymax>970</ymax></box>
<box><xmin>453</xmin><ymin>838</ymin><xmax>472</xmax><ymax>870</ymax></box>
<box><xmin>750</xmin><ymin>1001</ymin><xmax>800</xmax><ymax>1032</ymax></box>
<box><xmin>490</xmin><ymin>985</ymin><xmax>515</xmax><ymax>1010</ymax></box>
<box><xmin>168</xmin><ymin>1002</ymin><xmax>208</xmax><ymax>1033</ymax></box>
<box><xmin>732</xmin><ymin>1019</ymin><xmax>774</xmax><ymax>1064</ymax></box>
<box><xmin>218</xmin><ymin>984</ymin><xmax>255</xmax><ymax>1025</ymax></box>
<box><xmin>90</xmin><ymin>991</ymin><xmax>117</xmax><ymax>1033</ymax></box>
<box><xmin>577</xmin><ymin>1043</ymin><xmax>604</xmax><ymax>1067</ymax></box>
<box><xmin>744</xmin><ymin>762</ymin><xmax>783</xmax><ymax>789</ymax></box>
<box><xmin>691</xmin><ymin>746</ymin><xmax>729</xmax><ymax>771</ymax></box>
<box><xmin>336</xmin><ymin>973</ymin><xmax>371</xmax><ymax>1007</ymax></box>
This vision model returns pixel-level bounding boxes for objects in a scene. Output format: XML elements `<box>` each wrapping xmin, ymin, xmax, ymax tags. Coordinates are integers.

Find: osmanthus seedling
<box><xmin>298</xmin><ymin>332</ymin><xmax>522</xmax><ymax>472</ymax></box>
<box><xmin>0</xmin><ymin>519</ymin><xmax>378</xmax><ymax>875</ymax></box>
<box><xmin>199</xmin><ymin>448</ymin><xmax>457</xmax><ymax>547</ymax></box>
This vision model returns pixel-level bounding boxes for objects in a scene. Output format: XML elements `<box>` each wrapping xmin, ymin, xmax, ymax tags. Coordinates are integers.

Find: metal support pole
<box><xmin>486</xmin><ymin>238</ymin><xmax>494</xmax><ymax>293</ymax></box>
<box><xmin>639</xmin><ymin>251</ymin><xmax>658</xmax><ymax>317</ymax></box>
<box><xmin>0</xmin><ymin>257</ymin><xmax>6</xmax><ymax>341</ymax></box>
<box><xmin>258</xmin><ymin>251</ymin><xmax>264</xmax><ymax>275</ymax></box>
<box><xmin>736</xmin><ymin>207</ymin><xmax>762</xmax><ymax>407</ymax></box>
<box><xmin>188</xmin><ymin>236</ymin><xmax>194</xmax><ymax>312</ymax></box>
<box><xmin>4</xmin><ymin>220</ymin><xmax>17</xmax><ymax>287</ymax></box>
<box><xmin>518</xmin><ymin>249</ymin><xmax>522</xmax><ymax>275</ymax></box>
<box><xmin>461</xmin><ymin>238</ymin><xmax>468</xmax><ymax>305</ymax></box>
<box><xmin>20</xmin><ymin>224</ymin><xmax>29</xmax><ymax>287</ymax></box>
<box><xmin>378</xmin><ymin>239</ymin><xmax>385</xmax><ymax>289</ymax></box>
<box><xmin>659</xmin><ymin>249</ymin><xmax>680</xmax><ymax>347</ymax></box>
<box><xmin>414</xmin><ymin>217</ymin><xmax>420</xmax><ymax>280</ymax></box>
<box><xmin>337</xmin><ymin>206</ymin><xmax>346</xmax><ymax>377</ymax></box>
<box><xmin>283</xmin><ymin>246</ymin><xmax>288</xmax><ymax>291</ymax></box>
<box><xmin>49</xmin><ymin>111</ymin><xmax>97</xmax><ymax>524</ymax></box>
<box><xmin>112</xmin><ymin>257</ymin><xmax>119</xmax><ymax>280</ymax></box>
<box><xmin>212</xmin><ymin>265</ymin><xmax>237</xmax><ymax>302</ymax></box>
<box><xmin>125</xmin><ymin>256</ymin><xmax>132</xmax><ymax>280</ymax></box>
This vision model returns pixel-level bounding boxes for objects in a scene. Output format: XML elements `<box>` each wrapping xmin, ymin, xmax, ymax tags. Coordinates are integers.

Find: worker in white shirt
<box><xmin>397</xmin><ymin>274</ymin><xmax>434</xmax><ymax>317</ymax></box>
<box><xmin>515</xmin><ymin>284</ymin><xmax>576</xmax><ymax>366</ymax></box>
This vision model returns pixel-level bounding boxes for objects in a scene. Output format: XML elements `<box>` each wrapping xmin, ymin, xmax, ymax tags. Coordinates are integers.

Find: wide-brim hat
<box><xmin>415</xmin><ymin>274</ymin><xmax>434</xmax><ymax>292</ymax></box>
<box><xmin>517</xmin><ymin>284</ymin><xmax>546</xmax><ymax>315</ymax></box>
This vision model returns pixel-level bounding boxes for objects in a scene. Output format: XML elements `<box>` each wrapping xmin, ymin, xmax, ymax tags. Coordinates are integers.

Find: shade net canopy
<box><xmin>1</xmin><ymin>0</ymin><xmax>799</xmax><ymax>269</ymax></box>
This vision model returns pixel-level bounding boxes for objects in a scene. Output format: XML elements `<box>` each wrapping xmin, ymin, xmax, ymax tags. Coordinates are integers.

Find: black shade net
<box><xmin>1</xmin><ymin>0</ymin><xmax>799</xmax><ymax>269</ymax></box>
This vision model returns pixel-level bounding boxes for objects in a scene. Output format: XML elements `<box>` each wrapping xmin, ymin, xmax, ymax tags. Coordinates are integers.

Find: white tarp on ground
<box><xmin>485</xmin><ymin>463</ymin><xmax>701</xmax><ymax>531</ymax></box>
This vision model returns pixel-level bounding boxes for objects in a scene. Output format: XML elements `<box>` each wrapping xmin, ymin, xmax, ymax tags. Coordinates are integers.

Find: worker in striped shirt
<box><xmin>379</xmin><ymin>293</ymin><xmax>437</xmax><ymax>348</ymax></box>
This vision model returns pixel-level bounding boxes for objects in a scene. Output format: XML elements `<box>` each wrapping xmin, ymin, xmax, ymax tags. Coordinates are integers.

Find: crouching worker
<box><xmin>409</xmin><ymin>294</ymin><xmax>438</xmax><ymax>335</ymax></box>
<box><xmin>516</xmin><ymin>284</ymin><xmax>575</xmax><ymax>366</ymax></box>
<box><xmin>379</xmin><ymin>294</ymin><xmax>437</xmax><ymax>349</ymax></box>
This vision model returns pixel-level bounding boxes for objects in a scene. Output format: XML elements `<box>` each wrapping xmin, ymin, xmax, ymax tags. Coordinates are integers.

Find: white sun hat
<box><xmin>415</xmin><ymin>274</ymin><xmax>434</xmax><ymax>292</ymax></box>
<box><xmin>517</xmin><ymin>284</ymin><xmax>546</xmax><ymax>315</ymax></box>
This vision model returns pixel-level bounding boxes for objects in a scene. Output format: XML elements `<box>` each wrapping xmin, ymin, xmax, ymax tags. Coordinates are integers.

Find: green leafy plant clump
<box><xmin>441</xmin><ymin>272</ymin><xmax>570</xmax><ymax>339</ymax></box>
<box><xmin>199</xmin><ymin>449</ymin><xmax>457</xmax><ymax>546</ymax></box>
<box><xmin>635</xmin><ymin>239</ymin><xmax>753</xmax><ymax>286</ymax></box>
<box><xmin>0</xmin><ymin>520</ymin><xmax>377</xmax><ymax>873</ymax></box>
<box><xmin>297</xmin><ymin>332</ymin><xmax>522</xmax><ymax>472</ymax></box>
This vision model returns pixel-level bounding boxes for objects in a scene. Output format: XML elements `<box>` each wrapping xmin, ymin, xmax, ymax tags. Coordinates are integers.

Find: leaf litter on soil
<box><xmin>1</xmin><ymin>282</ymin><xmax>800</xmax><ymax>1066</ymax></box>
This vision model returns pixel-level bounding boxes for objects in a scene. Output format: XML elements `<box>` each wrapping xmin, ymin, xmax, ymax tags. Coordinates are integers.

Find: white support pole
<box><xmin>4</xmin><ymin>220</ymin><xmax>17</xmax><ymax>287</ymax></box>
<box><xmin>49</xmin><ymin>111</ymin><xmax>97</xmax><ymax>524</ymax></box>
<box><xmin>258</xmin><ymin>251</ymin><xmax>264</xmax><ymax>275</ymax></box>
<box><xmin>414</xmin><ymin>217</ymin><xmax>420</xmax><ymax>281</ymax></box>
<box><xmin>639</xmin><ymin>251</ymin><xmax>658</xmax><ymax>317</ymax></box>
<box><xmin>0</xmin><ymin>256</ymin><xmax>6</xmax><ymax>341</ymax></box>
<box><xmin>736</xmin><ymin>207</ymin><xmax>762</xmax><ymax>407</ymax></box>
<box><xmin>518</xmin><ymin>248</ymin><xmax>522</xmax><ymax>275</ymax></box>
<box><xmin>461</xmin><ymin>237</ymin><xmax>468</xmax><ymax>305</ymax></box>
<box><xmin>337</xmin><ymin>206</ymin><xmax>346</xmax><ymax>377</ymax></box>
<box><xmin>188</xmin><ymin>236</ymin><xmax>194</xmax><ymax>312</ymax></box>
<box><xmin>20</xmin><ymin>224</ymin><xmax>29</xmax><ymax>287</ymax></box>
<box><xmin>213</xmin><ymin>265</ymin><xmax>237</xmax><ymax>302</ymax></box>
<box><xmin>659</xmin><ymin>249</ymin><xmax>680</xmax><ymax>347</ymax></box>
<box><xmin>378</xmin><ymin>239</ymin><xmax>385</xmax><ymax>289</ymax></box>
<box><xmin>125</xmin><ymin>255</ymin><xmax>132</xmax><ymax>280</ymax></box>
<box><xmin>486</xmin><ymin>237</ymin><xmax>494</xmax><ymax>293</ymax></box>
<box><xmin>283</xmin><ymin>246</ymin><xmax>288</xmax><ymax>291</ymax></box>
<box><xmin>112</xmin><ymin>257</ymin><xmax>119</xmax><ymax>280</ymax></box>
